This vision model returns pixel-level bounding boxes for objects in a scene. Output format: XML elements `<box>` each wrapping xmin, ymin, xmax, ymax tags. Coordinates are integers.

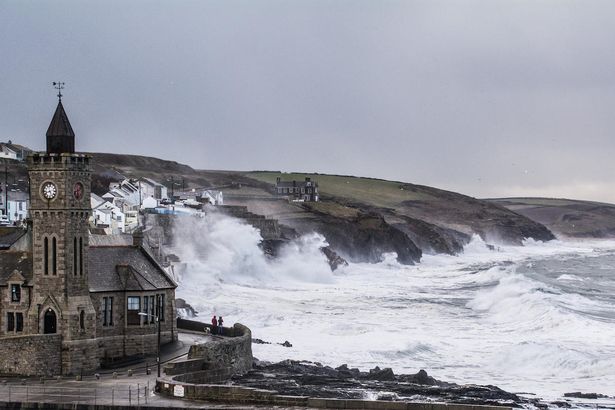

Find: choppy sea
<box><xmin>172</xmin><ymin>213</ymin><xmax>615</xmax><ymax>408</ymax></box>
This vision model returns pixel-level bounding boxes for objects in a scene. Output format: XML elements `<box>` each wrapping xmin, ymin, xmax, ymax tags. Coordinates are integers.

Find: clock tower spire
<box><xmin>26</xmin><ymin>90</ymin><xmax>98</xmax><ymax>374</ymax></box>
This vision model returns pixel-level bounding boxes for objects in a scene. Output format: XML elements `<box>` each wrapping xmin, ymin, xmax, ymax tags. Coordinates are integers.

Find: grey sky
<box><xmin>2</xmin><ymin>1</ymin><xmax>615</xmax><ymax>202</ymax></box>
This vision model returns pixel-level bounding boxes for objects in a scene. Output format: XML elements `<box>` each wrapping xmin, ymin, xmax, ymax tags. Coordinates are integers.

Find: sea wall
<box><xmin>187</xmin><ymin>323</ymin><xmax>253</xmax><ymax>376</ymax></box>
<box><xmin>155</xmin><ymin>381</ymin><xmax>512</xmax><ymax>410</ymax></box>
<box><xmin>0</xmin><ymin>334</ymin><xmax>61</xmax><ymax>376</ymax></box>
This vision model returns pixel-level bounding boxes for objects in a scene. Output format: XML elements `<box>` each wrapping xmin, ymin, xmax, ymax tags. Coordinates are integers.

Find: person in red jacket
<box><xmin>211</xmin><ymin>315</ymin><xmax>218</xmax><ymax>334</ymax></box>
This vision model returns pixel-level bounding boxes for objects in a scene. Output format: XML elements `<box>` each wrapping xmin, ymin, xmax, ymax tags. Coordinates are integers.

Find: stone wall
<box><xmin>0</xmin><ymin>334</ymin><xmax>61</xmax><ymax>376</ymax></box>
<box><xmin>156</xmin><ymin>381</ymin><xmax>512</xmax><ymax>410</ymax></box>
<box><xmin>187</xmin><ymin>323</ymin><xmax>253</xmax><ymax>376</ymax></box>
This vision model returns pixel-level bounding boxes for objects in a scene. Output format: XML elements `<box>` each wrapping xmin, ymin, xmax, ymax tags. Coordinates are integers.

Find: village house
<box><xmin>275</xmin><ymin>177</ymin><xmax>319</xmax><ymax>202</ymax></box>
<box><xmin>0</xmin><ymin>99</ymin><xmax>177</xmax><ymax>376</ymax></box>
<box><xmin>0</xmin><ymin>144</ymin><xmax>17</xmax><ymax>160</ymax></box>
<box><xmin>139</xmin><ymin>177</ymin><xmax>168</xmax><ymax>202</ymax></box>
<box><xmin>91</xmin><ymin>193</ymin><xmax>126</xmax><ymax>234</ymax></box>
<box><xmin>0</xmin><ymin>141</ymin><xmax>32</xmax><ymax>161</ymax></box>
<box><xmin>6</xmin><ymin>190</ymin><xmax>28</xmax><ymax>224</ymax></box>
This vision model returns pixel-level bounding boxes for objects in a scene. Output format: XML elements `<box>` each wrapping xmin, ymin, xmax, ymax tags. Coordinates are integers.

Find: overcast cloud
<box><xmin>1</xmin><ymin>0</ymin><xmax>615</xmax><ymax>202</ymax></box>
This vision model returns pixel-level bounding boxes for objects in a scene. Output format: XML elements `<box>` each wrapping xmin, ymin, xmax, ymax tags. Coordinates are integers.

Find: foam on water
<box><xmin>171</xmin><ymin>212</ymin><xmax>615</xmax><ymax>403</ymax></box>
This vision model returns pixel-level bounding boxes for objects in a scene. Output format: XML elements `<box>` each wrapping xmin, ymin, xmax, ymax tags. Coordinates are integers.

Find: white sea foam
<box><xmin>171</xmin><ymin>212</ymin><xmax>615</xmax><ymax>403</ymax></box>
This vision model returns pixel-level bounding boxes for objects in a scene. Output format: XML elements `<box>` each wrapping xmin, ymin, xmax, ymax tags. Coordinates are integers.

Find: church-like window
<box><xmin>79</xmin><ymin>237</ymin><xmax>83</xmax><ymax>276</ymax></box>
<box><xmin>44</xmin><ymin>237</ymin><xmax>49</xmax><ymax>275</ymax></box>
<box><xmin>16</xmin><ymin>313</ymin><xmax>23</xmax><ymax>332</ymax></box>
<box><xmin>108</xmin><ymin>297</ymin><xmax>113</xmax><ymax>326</ymax></box>
<box><xmin>79</xmin><ymin>310</ymin><xmax>85</xmax><ymax>331</ymax></box>
<box><xmin>10</xmin><ymin>284</ymin><xmax>21</xmax><ymax>302</ymax></box>
<box><xmin>52</xmin><ymin>237</ymin><xmax>57</xmax><ymax>275</ymax></box>
<box><xmin>73</xmin><ymin>237</ymin><xmax>78</xmax><ymax>275</ymax></box>
<box><xmin>7</xmin><ymin>312</ymin><xmax>15</xmax><ymax>332</ymax></box>
<box><xmin>127</xmin><ymin>296</ymin><xmax>140</xmax><ymax>325</ymax></box>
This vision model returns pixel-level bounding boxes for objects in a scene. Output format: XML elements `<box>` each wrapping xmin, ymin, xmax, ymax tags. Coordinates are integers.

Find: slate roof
<box><xmin>0</xmin><ymin>251</ymin><xmax>32</xmax><ymax>285</ymax></box>
<box><xmin>46</xmin><ymin>101</ymin><xmax>75</xmax><ymax>138</ymax></box>
<box><xmin>0</xmin><ymin>227</ymin><xmax>27</xmax><ymax>250</ymax></box>
<box><xmin>89</xmin><ymin>234</ymin><xmax>133</xmax><ymax>247</ymax></box>
<box><xmin>88</xmin><ymin>246</ymin><xmax>176</xmax><ymax>292</ymax></box>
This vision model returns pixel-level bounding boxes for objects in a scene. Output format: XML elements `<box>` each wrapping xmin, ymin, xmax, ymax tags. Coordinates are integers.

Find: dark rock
<box><xmin>563</xmin><ymin>392</ymin><xmax>607</xmax><ymax>399</ymax></box>
<box><xmin>398</xmin><ymin>369</ymin><xmax>438</xmax><ymax>386</ymax></box>
<box><xmin>232</xmin><ymin>359</ymin><xmax>530</xmax><ymax>407</ymax></box>
<box><xmin>321</xmin><ymin>246</ymin><xmax>348</xmax><ymax>271</ymax></box>
<box><xmin>252</xmin><ymin>338</ymin><xmax>270</xmax><ymax>345</ymax></box>
<box><xmin>296</xmin><ymin>210</ymin><xmax>422</xmax><ymax>265</ymax></box>
<box><xmin>364</xmin><ymin>366</ymin><xmax>395</xmax><ymax>381</ymax></box>
<box><xmin>175</xmin><ymin>298</ymin><xmax>198</xmax><ymax>317</ymax></box>
<box><xmin>550</xmin><ymin>401</ymin><xmax>572</xmax><ymax>408</ymax></box>
<box><xmin>335</xmin><ymin>364</ymin><xmax>361</xmax><ymax>378</ymax></box>
<box><xmin>280</xmin><ymin>341</ymin><xmax>292</xmax><ymax>348</ymax></box>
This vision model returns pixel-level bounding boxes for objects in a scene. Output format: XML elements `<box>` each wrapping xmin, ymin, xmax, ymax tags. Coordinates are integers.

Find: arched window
<box><xmin>43</xmin><ymin>237</ymin><xmax>49</xmax><ymax>275</ymax></box>
<box><xmin>52</xmin><ymin>237</ymin><xmax>57</xmax><ymax>275</ymax></box>
<box><xmin>73</xmin><ymin>237</ymin><xmax>78</xmax><ymax>275</ymax></box>
<box><xmin>79</xmin><ymin>310</ymin><xmax>85</xmax><ymax>331</ymax></box>
<box><xmin>79</xmin><ymin>237</ymin><xmax>83</xmax><ymax>276</ymax></box>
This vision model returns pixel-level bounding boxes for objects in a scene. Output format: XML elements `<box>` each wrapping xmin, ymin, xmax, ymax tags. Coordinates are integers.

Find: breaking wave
<box><xmin>172</xmin><ymin>212</ymin><xmax>615</xmax><ymax>403</ymax></box>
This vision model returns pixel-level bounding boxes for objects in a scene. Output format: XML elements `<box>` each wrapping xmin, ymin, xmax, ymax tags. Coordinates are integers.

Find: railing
<box><xmin>0</xmin><ymin>383</ymin><xmax>150</xmax><ymax>406</ymax></box>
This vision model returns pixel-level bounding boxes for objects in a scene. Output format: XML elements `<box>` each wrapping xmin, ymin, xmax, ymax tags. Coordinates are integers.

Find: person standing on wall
<box><xmin>211</xmin><ymin>315</ymin><xmax>217</xmax><ymax>335</ymax></box>
<box><xmin>218</xmin><ymin>316</ymin><xmax>224</xmax><ymax>335</ymax></box>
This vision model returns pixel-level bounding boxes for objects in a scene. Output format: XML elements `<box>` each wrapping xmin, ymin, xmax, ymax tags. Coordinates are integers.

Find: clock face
<box><xmin>42</xmin><ymin>182</ymin><xmax>57</xmax><ymax>200</ymax></box>
<box><xmin>73</xmin><ymin>182</ymin><xmax>84</xmax><ymax>201</ymax></box>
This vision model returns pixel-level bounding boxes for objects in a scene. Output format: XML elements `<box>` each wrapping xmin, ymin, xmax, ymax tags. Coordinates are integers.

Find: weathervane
<box><xmin>52</xmin><ymin>81</ymin><xmax>65</xmax><ymax>101</ymax></box>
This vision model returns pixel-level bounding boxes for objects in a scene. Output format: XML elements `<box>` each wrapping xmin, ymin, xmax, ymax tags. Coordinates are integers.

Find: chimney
<box><xmin>132</xmin><ymin>227</ymin><xmax>144</xmax><ymax>247</ymax></box>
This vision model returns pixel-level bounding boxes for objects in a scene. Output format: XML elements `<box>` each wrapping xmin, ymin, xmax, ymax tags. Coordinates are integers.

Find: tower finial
<box><xmin>52</xmin><ymin>81</ymin><xmax>65</xmax><ymax>101</ymax></box>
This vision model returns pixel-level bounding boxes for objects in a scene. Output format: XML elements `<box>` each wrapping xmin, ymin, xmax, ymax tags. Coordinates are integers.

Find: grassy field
<box><xmin>246</xmin><ymin>171</ymin><xmax>437</xmax><ymax>209</ymax></box>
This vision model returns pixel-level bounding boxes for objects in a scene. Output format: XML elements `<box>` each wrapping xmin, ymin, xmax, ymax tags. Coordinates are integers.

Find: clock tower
<box><xmin>27</xmin><ymin>96</ymin><xmax>99</xmax><ymax>373</ymax></box>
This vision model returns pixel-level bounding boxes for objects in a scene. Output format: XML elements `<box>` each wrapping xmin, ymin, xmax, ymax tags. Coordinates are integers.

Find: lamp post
<box><xmin>138</xmin><ymin>312</ymin><xmax>161</xmax><ymax>377</ymax></box>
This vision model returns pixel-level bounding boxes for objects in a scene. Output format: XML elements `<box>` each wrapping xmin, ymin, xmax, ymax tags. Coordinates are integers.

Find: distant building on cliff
<box><xmin>275</xmin><ymin>177</ymin><xmax>319</xmax><ymax>202</ymax></box>
<box><xmin>0</xmin><ymin>97</ymin><xmax>177</xmax><ymax>377</ymax></box>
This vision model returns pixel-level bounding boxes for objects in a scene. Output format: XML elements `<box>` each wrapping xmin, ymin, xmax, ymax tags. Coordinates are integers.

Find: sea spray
<box><xmin>170</xmin><ymin>210</ymin><xmax>335</xmax><ymax>291</ymax></box>
<box><xmin>172</xmin><ymin>214</ymin><xmax>615</xmax><ymax>402</ymax></box>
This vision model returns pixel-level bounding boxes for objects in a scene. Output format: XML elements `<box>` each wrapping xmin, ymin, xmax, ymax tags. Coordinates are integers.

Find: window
<box><xmin>7</xmin><ymin>312</ymin><xmax>14</xmax><ymax>332</ymax></box>
<box><xmin>52</xmin><ymin>237</ymin><xmax>57</xmax><ymax>275</ymax></box>
<box><xmin>73</xmin><ymin>237</ymin><xmax>78</xmax><ymax>276</ymax></box>
<box><xmin>102</xmin><ymin>296</ymin><xmax>114</xmax><ymax>326</ymax></box>
<box><xmin>157</xmin><ymin>294</ymin><xmax>165</xmax><ymax>322</ymax></box>
<box><xmin>143</xmin><ymin>296</ymin><xmax>149</xmax><ymax>323</ymax></box>
<box><xmin>79</xmin><ymin>311</ymin><xmax>85</xmax><ymax>331</ymax></box>
<box><xmin>149</xmin><ymin>295</ymin><xmax>155</xmax><ymax>323</ymax></box>
<box><xmin>10</xmin><ymin>284</ymin><xmax>21</xmax><ymax>302</ymax></box>
<box><xmin>16</xmin><ymin>313</ymin><xmax>23</xmax><ymax>332</ymax></box>
<box><xmin>127</xmin><ymin>296</ymin><xmax>140</xmax><ymax>325</ymax></box>
<box><xmin>109</xmin><ymin>297</ymin><xmax>113</xmax><ymax>326</ymax></box>
<box><xmin>44</xmin><ymin>237</ymin><xmax>49</xmax><ymax>275</ymax></box>
<box><xmin>79</xmin><ymin>237</ymin><xmax>83</xmax><ymax>276</ymax></box>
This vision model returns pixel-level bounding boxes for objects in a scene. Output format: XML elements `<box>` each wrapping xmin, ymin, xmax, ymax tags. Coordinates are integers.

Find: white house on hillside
<box><xmin>202</xmin><ymin>190</ymin><xmax>224</xmax><ymax>206</ymax></box>
<box><xmin>7</xmin><ymin>191</ymin><xmax>28</xmax><ymax>223</ymax></box>
<box><xmin>91</xmin><ymin>193</ymin><xmax>126</xmax><ymax>234</ymax></box>
<box><xmin>140</xmin><ymin>177</ymin><xmax>168</xmax><ymax>202</ymax></box>
<box><xmin>0</xmin><ymin>144</ymin><xmax>17</xmax><ymax>160</ymax></box>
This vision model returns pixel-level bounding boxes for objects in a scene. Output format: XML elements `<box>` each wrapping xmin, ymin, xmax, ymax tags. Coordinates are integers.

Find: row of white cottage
<box><xmin>92</xmin><ymin>177</ymin><xmax>224</xmax><ymax>234</ymax></box>
<box><xmin>92</xmin><ymin>178</ymin><xmax>169</xmax><ymax>234</ymax></box>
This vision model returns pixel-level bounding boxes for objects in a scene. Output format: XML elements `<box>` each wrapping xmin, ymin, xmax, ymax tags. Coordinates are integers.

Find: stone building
<box><xmin>0</xmin><ymin>99</ymin><xmax>177</xmax><ymax>376</ymax></box>
<box><xmin>275</xmin><ymin>177</ymin><xmax>319</xmax><ymax>202</ymax></box>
